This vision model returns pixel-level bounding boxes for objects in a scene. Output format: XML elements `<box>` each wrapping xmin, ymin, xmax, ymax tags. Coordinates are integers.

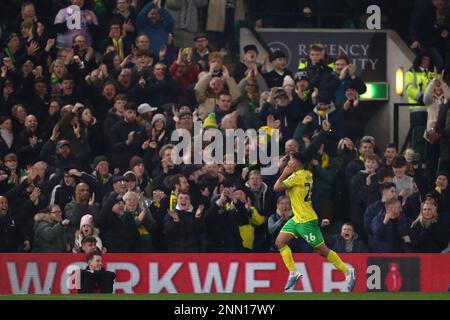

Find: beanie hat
<box><xmin>80</xmin><ymin>214</ymin><xmax>94</xmax><ymax>230</ymax></box>
<box><xmin>129</xmin><ymin>155</ymin><xmax>144</xmax><ymax>170</ymax></box>
<box><xmin>282</xmin><ymin>75</ymin><xmax>295</xmax><ymax>88</ymax></box>
<box><xmin>270</xmin><ymin>50</ymin><xmax>287</xmax><ymax>62</ymax></box>
<box><xmin>151</xmin><ymin>113</ymin><xmax>166</xmax><ymax>127</ymax></box>
<box><xmin>203</xmin><ymin>113</ymin><xmax>218</xmax><ymax>129</ymax></box>
<box><xmin>93</xmin><ymin>155</ymin><xmax>108</xmax><ymax>168</ymax></box>
<box><xmin>317</xmin><ymin>91</ymin><xmax>333</xmax><ymax>105</ymax></box>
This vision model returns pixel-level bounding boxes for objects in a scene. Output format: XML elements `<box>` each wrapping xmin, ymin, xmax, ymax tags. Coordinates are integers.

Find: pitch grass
<box><xmin>0</xmin><ymin>292</ymin><xmax>448</xmax><ymax>300</ymax></box>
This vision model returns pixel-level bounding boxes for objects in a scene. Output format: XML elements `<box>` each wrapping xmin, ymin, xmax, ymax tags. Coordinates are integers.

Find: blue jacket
<box><xmin>370</xmin><ymin>213</ymin><xmax>412</xmax><ymax>253</ymax></box>
<box><xmin>137</xmin><ymin>1</ymin><xmax>175</xmax><ymax>56</ymax></box>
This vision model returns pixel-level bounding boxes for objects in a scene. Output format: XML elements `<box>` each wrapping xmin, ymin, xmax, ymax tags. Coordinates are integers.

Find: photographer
<box><xmin>78</xmin><ymin>250</ymin><xmax>116</xmax><ymax>294</ymax></box>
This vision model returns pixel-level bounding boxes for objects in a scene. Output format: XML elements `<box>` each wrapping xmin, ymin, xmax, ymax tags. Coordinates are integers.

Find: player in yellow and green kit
<box><xmin>274</xmin><ymin>120</ymin><xmax>356</xmax><ymax>292</ymax></box>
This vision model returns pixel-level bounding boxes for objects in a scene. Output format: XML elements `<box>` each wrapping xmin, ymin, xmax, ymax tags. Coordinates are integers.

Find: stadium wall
<box><xmin>0</xmin><ymin>254</ymin><xmax>448</xmax><ymax>294</ymax></box>
<box><xmin>240</xmin><ymin>28</ymin><xmax>415</xmax><ymax>149</ymax></box>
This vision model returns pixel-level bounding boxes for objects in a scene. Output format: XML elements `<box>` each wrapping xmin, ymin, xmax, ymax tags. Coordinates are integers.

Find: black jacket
<box><xmin>100</xmin><ymin>206</ymin><xmax>141</xmax><ymax>253</ymax></box>
<box><xmin>0</xmin><ymin>212</ymin><xmax>22</xmax><ymax>252</ymax></box>
<box><xmin>164</xmin><ymin>208</ymin><xmax>204</xmax><ymax>253</ymax></box>
<box><xmin>109</xmin><ymin>120</ymin><xmax>146</xmax><ymax>172</ymax></box>
<box><xmin>410</xmin><ymin>221</ymin><xmax>450</xmax><ymax>253</ymax></box>
<box><xmin>204</xmin><ymin>201</ymin><xmax>244</xmax><ymax>252</ymax></box>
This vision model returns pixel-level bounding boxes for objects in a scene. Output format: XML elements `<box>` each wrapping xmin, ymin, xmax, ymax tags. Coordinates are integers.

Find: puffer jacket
<box><xmin>32</xmin><ymin>213</ymin><xmax>67</xmax><ymax>253</ymax></box>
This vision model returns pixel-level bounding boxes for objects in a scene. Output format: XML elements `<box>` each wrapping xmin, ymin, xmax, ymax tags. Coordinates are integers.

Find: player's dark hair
<box><xmin>291</xmin><ymin>152</ymin><xmax>308</xmax><ymax>166</ymax></box>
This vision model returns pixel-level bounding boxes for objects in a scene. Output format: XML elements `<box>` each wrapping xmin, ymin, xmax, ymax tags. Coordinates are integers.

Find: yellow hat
<box><xmin>203</xmin><ymin>113</ymin><xmax>218</xmax><ymax>129</ymax></box>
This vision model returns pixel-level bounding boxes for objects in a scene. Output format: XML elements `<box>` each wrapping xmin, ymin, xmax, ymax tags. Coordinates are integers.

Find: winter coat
<box><xmin>137</xmin><ymin>2</ymin><xmax>175</xmax><ymax>56</ymax></box>
<box><xmin>109</xmin><ymin>120</ymin><xmax>146</xmax><ymax>172</ymax></box>
<box><xmin>364</xmin><ymin>200</ymin><xmax>385</xmax><ymax>236</ymax></box>
<box><xmin>100</xmin><ymin>207</ymin><xmax>141</xmax><ymax>253</ymax></box>
<box><xmin>423</xmin><ymin>79</ymin><xmax>450</xmax><ymax>134</ymax></box>
<box><xmin>0</xmin><ymin>213</ymin><xmax>21</xmax><ymax>252</ymax></box>
<box><xmin>164</xmin><ymin>206</ymin><xmax>205</xmax><ymax>252</ymax></box>
<box><xmin>194</xmin><ymin>73</ymin><xmax>241</xmax><ymax>120</ymax></box>
<box><xmin>349</xmin><ymin>170</ymin><xmax>371</xmax><ymax>230</ymax></box>
<box><xmin>410</xmin><ymin>221</ymin><xmax>450</xmax><ymax>253</ymax></box>
<box><xmin>32</xmin><ymin>213</ymin><xmax>67</xmax><ymax>253</ymax></box>
<box><xmin>64</xmin><ymin>200</ymin><xmax>100</xmax><ymax>245</ymax></box>
<box><xmin>327</xmin><ymin>233</ymin><xmax>368</xmax><ymax>253</ymax></box>
<box><xmin>305</xmin><ymin>104</ymin><xmax>344</xmax><ymax>156</ymax></box>
<box><xmin>370</xmin><ymin>213</ymin><xmax>412</xmax><ymax>253</ymax></box>
<box><xmin>245</xmin><ymin>181</ymin><xmax>276</xmax><ymax>217</ymax></box>
<box><xmin>204</xmin><ymin>201</ymin><xmax>244</xmax><ymax>252</ymax></box>
<box><xmin>435</xmin><ymin>101</ymin><xmax>450</xmax><ymax>162</ymax></box>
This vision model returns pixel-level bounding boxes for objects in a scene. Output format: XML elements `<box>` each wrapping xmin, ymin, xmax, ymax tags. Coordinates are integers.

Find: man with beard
<box><xmin>14</xmin><ymin>114</ymin><xmax>43</xmax><ymax>168</ymax></box>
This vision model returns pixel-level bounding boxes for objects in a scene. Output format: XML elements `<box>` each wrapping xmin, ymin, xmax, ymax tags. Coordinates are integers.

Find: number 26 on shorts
<box><xmin>305</xmin><ymin>233</ymin><xmax>316</xmax><ymax>243</ymax></box>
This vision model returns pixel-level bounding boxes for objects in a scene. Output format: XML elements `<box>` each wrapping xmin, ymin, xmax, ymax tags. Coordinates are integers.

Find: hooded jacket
<box><xmin>32</xmin><ymin>213</ymin><xmax>67</xmax><ymax>253</ymax></box>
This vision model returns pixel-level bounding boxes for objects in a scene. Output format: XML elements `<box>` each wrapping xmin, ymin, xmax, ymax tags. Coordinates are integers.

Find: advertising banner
<box><xmin>257</xmin><ymin>30</ymin><xmax>387</xmax><ymax>82</ymax></box>
<box><xmin>0</xmin><ymin>254</ymin><xmax>448</xmax><ymax>294</ymax></box>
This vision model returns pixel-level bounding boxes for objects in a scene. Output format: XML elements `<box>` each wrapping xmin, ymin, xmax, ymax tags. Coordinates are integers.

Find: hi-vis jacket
<box><xmin>405</xmin><ymin>67</ymin><xmax>435</xmax><ymax>111</ymax></box>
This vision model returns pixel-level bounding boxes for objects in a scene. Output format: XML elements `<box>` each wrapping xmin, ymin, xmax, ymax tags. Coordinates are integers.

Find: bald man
<box><xmin>64</xmin><ymin>183</ymin><xmax>99</xmax><ymax>247</ymax></box>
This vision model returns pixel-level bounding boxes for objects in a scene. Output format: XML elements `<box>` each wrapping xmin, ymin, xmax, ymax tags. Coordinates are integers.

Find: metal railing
<box><xmin>393</xmin><ymin>103</ymin><xmax>421</xmax><ymax>152</ymax></box>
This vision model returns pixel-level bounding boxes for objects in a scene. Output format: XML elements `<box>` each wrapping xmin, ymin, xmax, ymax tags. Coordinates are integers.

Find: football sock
<box><xmin>279</xmin><ymin>245</ymin><xmax>296</xmax><ymax>273</ymax></box>
<box><xmin>326</xmin><ymin>250</ymin><xmax>349</xmax><ymax>275</ymax></box>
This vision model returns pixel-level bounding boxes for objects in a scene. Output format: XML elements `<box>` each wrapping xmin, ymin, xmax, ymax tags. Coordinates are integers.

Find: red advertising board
<box><xmin>0</xmin><ymin>254</ymin><xmax>448</xmax><ymax>294</ymax></box>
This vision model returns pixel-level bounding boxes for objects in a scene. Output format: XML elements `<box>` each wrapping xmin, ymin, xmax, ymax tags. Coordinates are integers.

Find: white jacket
<box><xmin>423</xmin><ymin>79</ymin><xmax>450</xmax><ymax>132</ymax></box>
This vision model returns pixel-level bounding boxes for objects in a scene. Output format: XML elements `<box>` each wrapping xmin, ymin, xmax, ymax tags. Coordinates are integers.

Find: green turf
<box><xmin>0</xmin><ymin>292</ymin><xmax>448</xmax><ymax>300</ymax></box>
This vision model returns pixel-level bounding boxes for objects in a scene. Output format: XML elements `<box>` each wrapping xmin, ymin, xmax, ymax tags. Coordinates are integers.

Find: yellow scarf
<box><xmin>112</xmin><ymin>38</ymin><xmax>124</xmax><ymax>60</ymax></box>
<box><xmin>169</xmin><ymin>191</ymin><xmax>177</xmax><ymax>211</ymax></box>
<box><xmin>321</xmin><ymin>152</ymin><xmax>329</xmax><ymax>169</ymax></box>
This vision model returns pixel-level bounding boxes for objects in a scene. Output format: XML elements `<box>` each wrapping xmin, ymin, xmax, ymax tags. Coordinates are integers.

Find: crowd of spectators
<box><xmin>0</xmin><ymin>0</ymin><xmax>449</xmax><ymax>255</ymax></box>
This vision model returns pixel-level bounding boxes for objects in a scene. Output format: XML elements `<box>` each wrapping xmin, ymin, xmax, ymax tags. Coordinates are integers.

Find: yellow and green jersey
<box><xmin>283</xmin><ymin>169</ymin><xmax>318</xmax><ymax>223</ymax></box>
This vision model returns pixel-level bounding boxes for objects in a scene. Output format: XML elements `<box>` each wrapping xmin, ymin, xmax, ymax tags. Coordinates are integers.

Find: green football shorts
<box><xmin>280</xmin><ymin>218</ymin><xmax>325</xmax><ymax>248</ymax></box>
